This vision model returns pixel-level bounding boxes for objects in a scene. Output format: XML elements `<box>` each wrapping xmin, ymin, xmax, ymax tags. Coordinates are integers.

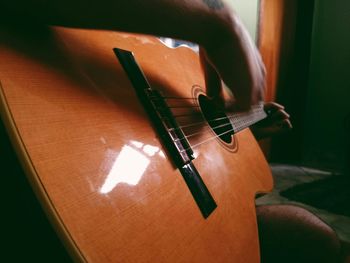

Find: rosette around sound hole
<box><xmin>198</xmin><ymin>95</ymin><xmax>234</xmax><ymax>144</ymax></box>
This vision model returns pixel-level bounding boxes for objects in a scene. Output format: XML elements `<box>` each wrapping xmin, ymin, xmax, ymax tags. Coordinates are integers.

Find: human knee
<box><xmin>256</xmin><ymin>205</ymin><xmax>342</xmax><ymax>263</ymax></box>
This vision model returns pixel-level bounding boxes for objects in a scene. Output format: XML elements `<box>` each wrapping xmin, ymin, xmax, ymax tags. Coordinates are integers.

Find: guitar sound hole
<box><xmin>198</xmin><ymin>95</ymin><xmax>234</xmax><ymax>144</ymax></box>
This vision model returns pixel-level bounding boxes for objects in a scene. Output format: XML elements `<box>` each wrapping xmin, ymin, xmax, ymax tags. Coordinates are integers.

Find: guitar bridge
<box><xmin>114</xmin><ymin>48</ymin><xmax>216</xmax><ymax>218</ymax></box>
<box><xmin>146</xmin><ymin>89</ymin><xmax>194</xmax><ymax>166</ymax></box>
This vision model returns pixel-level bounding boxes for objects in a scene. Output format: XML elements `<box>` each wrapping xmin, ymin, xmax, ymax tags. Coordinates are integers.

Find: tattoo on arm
<box><xmin>202</xmin><ymin>0</ymin><xmax>225</xmax><ymax>10</ymax></box>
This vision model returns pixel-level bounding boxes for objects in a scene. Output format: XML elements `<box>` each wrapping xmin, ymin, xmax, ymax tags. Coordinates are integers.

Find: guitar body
<box><xmin>0</xmin><ymin>25</ymin><xmax>272</xmax><ymax>262</ymax></box>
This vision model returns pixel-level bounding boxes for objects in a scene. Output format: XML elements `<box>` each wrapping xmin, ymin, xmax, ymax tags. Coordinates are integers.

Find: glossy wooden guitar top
<box><xmin>0</xmin><ymin>25</ymin><xmax>273</xmax><ymax>262</ymax></box>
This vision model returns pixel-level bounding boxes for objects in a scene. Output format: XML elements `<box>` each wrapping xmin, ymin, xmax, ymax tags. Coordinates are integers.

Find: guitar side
<box><xmin>0</xmin><ymin>25</ymin><xmax>273</xmax><ymax>262</ymax></box>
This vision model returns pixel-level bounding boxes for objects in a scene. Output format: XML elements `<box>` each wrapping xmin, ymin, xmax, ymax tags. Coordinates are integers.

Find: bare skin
<box><xmin>1</xmin><ymin>0</ymin><xmax>265</xmax><ymax>111</ymax></box>
<box><xmin>4</xmin><ymin>2</ymin><xmax>344</xmax><ymax>263</ymax></box>
<box><xmin>257</xmin><ymin>205</ymin><xmax>343</xmax><ymax>263</ymax></box>
<box><xmin>250</xmin><ymin>102</ymin><xmax>292</xmax><ymax>140</ymax></box>
<box><xmin>251</xmin><ymin>109</ymin><xmax>346</xmax><ymax>262</ymax></box>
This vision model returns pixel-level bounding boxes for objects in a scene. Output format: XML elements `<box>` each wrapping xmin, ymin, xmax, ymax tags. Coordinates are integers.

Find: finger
<box><xmin>279</xmin><ymin>119</ymin><xmax>293</xmax><ymax>129</ymax></box>
<box><xmin>200</xmin><ymin>21</ymin><xmax>266</xmax><ymax>111</ymax></box>
<box><xmin>270</xmin><ymin>109</ymin><xmax>290</xmax><ymax>121</ymax></box>
<box><xmin>277</xmin><ymin>119</ymin><xmax>293</xmax><ymax>131</ymax></box>
<box><xmin>232</xmin><ymin>53</ymin><xmax>265</xmax><ymax>109</ymax></box>
<box><xmin>225</xmin><ymin>70</ymin><xmax>254</xmax><ymax>112</ymax></box>
<box><xmin>264</xmin><ymin>101</ymin><xmax>285</xmax><ymax>113</ymax></box>
<box><xmin>199</xmin><ymin>47</ymin><xmax>222</xmax><ymax>99</ymax></box>
<box><xmin>201</xmin><ymin>43</ymin><xmax>260</xmax><ymax>111</ymax></box>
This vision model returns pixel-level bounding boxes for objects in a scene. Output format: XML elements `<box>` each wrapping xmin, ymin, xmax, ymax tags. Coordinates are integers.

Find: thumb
<box><xmin>199</xmin><ymin>47</ymin><xmax>223</xmax><ymax>100</ymax></box>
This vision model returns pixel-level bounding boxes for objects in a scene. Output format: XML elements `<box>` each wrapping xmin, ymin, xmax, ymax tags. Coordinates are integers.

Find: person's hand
<box><xmin>199</xmin><ymin>14</ymin><xmax>266</xmax><ymax>111</ymax></box>
<box><xmin>250</xmin><ymin>102</ymin><xmax>292</xmax><ymax>140</ymax></box>
<box><xmin>2</xmin><ymin>0</ymin><xmax>265</xmax><ymax>112</ymax></box>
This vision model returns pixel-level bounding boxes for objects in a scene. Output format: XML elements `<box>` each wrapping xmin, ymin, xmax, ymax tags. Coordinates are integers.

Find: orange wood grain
<box><xmin>257</xmin><ymin>0</ymin><xmax>286</xmax><ymax>158</ymax></box>
<box><xmin>257</xmin><ymin>0</ymin><xmax>297</xmax><ymax>158</ymax></box>
<box><xmin>0</xmin><ymin>25</ymin><xmax>272</xmax><ymax>262</ymax></box>
<box><xmin>258</xmin><ymin>0</ymin><xmax>285</xmax><ymax>102</ymax></box>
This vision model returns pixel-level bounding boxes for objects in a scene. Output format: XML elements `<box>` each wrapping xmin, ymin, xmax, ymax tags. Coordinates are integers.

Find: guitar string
<box><xmin>164</xmin><ymin>109</ymin><xmax>264</xmax><ymax>151</ymax></box>
<box><xmin>169</xmin><ymin>115</ymin><xmax>231</xmax><ymax>130</ymax></box>
<box><xmin>175</xmin><ymin>110</ymin><xmax>265</xmax><ymax>152</ymax></box>
<box><xmin>162</xmin><ymin>99</ymin><xmax>265</xmax><ymax>130</ymax></box>
<box><xmin>173</xmin><ymin>121</ymin><xmax>233</xmax><ymax>141</ymax></box>
<box><xmin>168</xmin><ymin>108</ymin><xmax>264</xmax><ymax>152</ymax></box>
<box><xmin>172</xmin><ymin>113</ymin><xmax>261</xmax><ymax>144</ymax></box>
<box><xmin>166</xmin><ymin>105</ymin><xmax>265</xmax><ymax>134</ymax></box>
<box><xmin>159</xmin><ymin>95</ymin><xmax>265</xmax><ymax>150</ymax></box>
<box><xmin>162</xmin><ymin>96</ymin><xmax>265</xmax><ymax>121</ymax></box>
<box><xmin>181</xmin><ymin>126</ymin><xmax>237</xmax><ymax>152</ymax></box>
<box><xmin>165</xmin><ymin>115</ymin><xmax>231</xmax><ymax>151</ymax></box>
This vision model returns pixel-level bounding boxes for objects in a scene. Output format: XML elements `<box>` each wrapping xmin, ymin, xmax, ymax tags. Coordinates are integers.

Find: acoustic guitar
<box><xmin>0</xmin><ymin>24</ymin><xmax>272</xmax><ymax>262</ymax></box>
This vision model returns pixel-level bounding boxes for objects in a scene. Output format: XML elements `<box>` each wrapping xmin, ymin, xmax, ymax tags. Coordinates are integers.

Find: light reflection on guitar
<box><xmin>0</xmin><ymin>25</ymin><xmax>272</xmax><ymax>262</ymax></box>
<box><xmin>100</xmin><ymin>141</ymin><xmax>164</xmax><ymax>194</ymax></box>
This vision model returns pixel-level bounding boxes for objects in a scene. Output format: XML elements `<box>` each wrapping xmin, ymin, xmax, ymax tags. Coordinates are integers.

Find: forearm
<box><xmin>2</xmin><ymin>0</ymin><xmax>265</xmax><ymax>110</ymax></box>
<box><xmin>2</xmin><ymin>0</ymin><xmax>235</xmax><ymax>47</ymax></box>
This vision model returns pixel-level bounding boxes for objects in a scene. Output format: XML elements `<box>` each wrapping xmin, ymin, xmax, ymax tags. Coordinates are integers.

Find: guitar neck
<box><xmin>229</xmin><ymin>103</ymin><xmax>267</xmax><ymax>134</ymax></box>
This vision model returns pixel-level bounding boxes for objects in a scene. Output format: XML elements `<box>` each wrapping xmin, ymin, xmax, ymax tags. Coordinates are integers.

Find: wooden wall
<box><xmin>257</xmin><ymin>0</ymin><xmax>315</xmax><ymax>163</ymax></box>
